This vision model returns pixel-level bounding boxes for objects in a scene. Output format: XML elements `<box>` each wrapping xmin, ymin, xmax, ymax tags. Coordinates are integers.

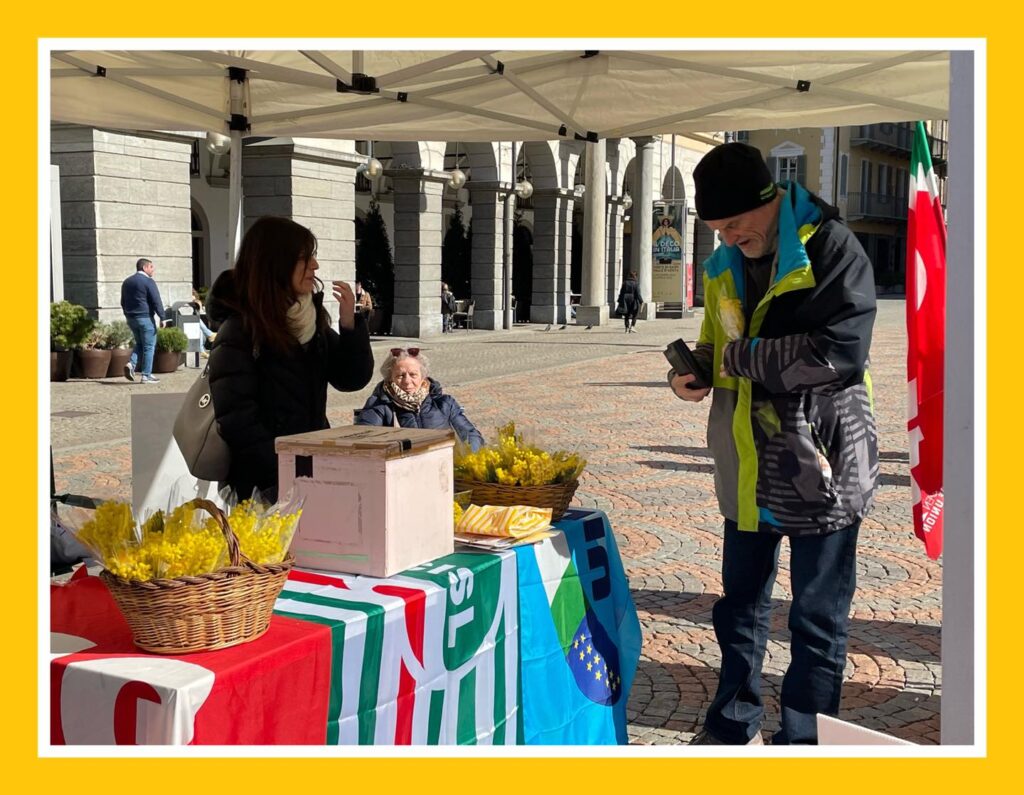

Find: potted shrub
<box><xmin>76</xmin><ymin>323</ymin><xmax>113</xmax><ymax>379</ymax></box>
<box><xmin>153</xmin><ymin>326</ymin><xmax>188</xmax><ymax>373</ymax></box>
<box><xmin>104</xmin><ymin>320</ymin><xmax>135</xmax><ymax>377</ymax></box>
<box><xmin>50</xmin><ymin>301</ymin><xmax>95</xmax><ymax>382</ymax></box>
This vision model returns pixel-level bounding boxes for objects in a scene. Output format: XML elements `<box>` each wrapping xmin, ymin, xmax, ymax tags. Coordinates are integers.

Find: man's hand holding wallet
<box><xmin>665</xmin><ymin>338</ymin><xmax>713</xmax><ymax>401</ymax></box>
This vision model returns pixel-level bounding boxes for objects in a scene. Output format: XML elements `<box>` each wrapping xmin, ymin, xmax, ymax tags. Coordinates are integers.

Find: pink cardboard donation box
<box><xmin>276</xmin><ymin>426</ymin><xmax>456</xmax><ymax>577</ymax></box>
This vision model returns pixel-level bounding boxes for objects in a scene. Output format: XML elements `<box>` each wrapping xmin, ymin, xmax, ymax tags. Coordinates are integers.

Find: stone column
<box><xmin>530</xmin><ymin>188</ymin><xmax>576</xmax><ymax>325</ymax></box>
<box><xmin>577</xmin><ymin>140</ymin><xmax>609</xmax><ymax>326</ymax></box>
<box><xmin>605</xmin><ymin>198</ymin><xmax>627</xmax><ymax>308</ymax></box>
<box><xmin>387</xmin><ymin>168</ymin><xmax>449</xmax><ymax>338</ymax></box>
<box><xmin>242</xmin><ymin>141</ymin><xmax>362</xmax><ymax>291</ymax></box>
<box><xmin>467</xmin><ymin>180</ymin><xmax>511</xmax><ymax>330</ymax></box>
<box><xmin>630</xmin><ymin>136</ymin><xmax>656</xmax><ymax>320</ymax></box>
<box><xmin>51</xmin><ymin>125</ymin><xmax>192</xmax><ymax>321</ymax></box>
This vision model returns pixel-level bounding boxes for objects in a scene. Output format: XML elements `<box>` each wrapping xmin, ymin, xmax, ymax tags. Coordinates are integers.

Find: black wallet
<box><xmin>664</xmin><ymin>338</ymin><xmax>711</xmax><ymax>389</ymax></box>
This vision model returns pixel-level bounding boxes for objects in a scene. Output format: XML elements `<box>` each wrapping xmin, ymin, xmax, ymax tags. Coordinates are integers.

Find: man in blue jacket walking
<box><xmin>120</xmin><ymin>258</ymin><xmax>167</xmax><ymax>383</ymax></box>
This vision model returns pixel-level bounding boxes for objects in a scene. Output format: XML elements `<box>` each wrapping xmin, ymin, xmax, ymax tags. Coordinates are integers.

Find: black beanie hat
<box><xmin>693</xmin><ymin>142</ymin><xmax>778</xmax><ymax>221</ymax></box>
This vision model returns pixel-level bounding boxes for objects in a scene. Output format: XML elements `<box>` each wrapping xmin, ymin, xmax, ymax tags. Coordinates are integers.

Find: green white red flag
<box><xmin>906</xmin><ymin>121</ymin><xmax>946</xmax><ymax>560</ymax></box>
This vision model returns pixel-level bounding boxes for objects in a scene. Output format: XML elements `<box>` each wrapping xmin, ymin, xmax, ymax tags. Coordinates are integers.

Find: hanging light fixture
<box><xmin>356</xmin><ymin>139</ymin><xmax>383</xmax><ymax>178</ymax></box>
<box><xmin>622</xmin><ymin>192</ymin><xmax>633</xmax><ymax>210</ymax></box>
<box><xmin>206</xmin><ymin>131</ymin><xmax>231</xmax><ymax>156</ymax></box>
<box><xmin>448</xmin><ymin>140</ymin><xmax>466</xmax><ymax>190</ymax></box>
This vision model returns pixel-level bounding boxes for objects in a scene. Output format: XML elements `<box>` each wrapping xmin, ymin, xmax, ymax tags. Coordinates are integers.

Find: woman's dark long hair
<box><xmin>233</xmin><ymin>217</ymin><xmax>323</xmax><ymax>353</ymax></box>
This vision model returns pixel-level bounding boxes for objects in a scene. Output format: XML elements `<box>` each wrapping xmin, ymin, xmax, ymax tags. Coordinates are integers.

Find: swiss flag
<box><xmin>906</xmin><ymin>121</ymin><xmax>946</xmax><ymax>560</ymax></box>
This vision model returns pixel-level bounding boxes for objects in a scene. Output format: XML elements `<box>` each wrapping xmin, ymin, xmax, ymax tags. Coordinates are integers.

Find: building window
<box><xmin>860</xmin><ymin>159</ymin><xmax>872</xmax><ymax>213</ymax></box>
<box><xmin>189</xmin><ymin>140</ymin><xmax>201</xmax><ymax>177</ymax></box>
<box><xmin>839</xmin><ymin>153</ymin><xmax>849</xmax><ymax>198</ymax></box>
<box><xmin>778</xmin><ymin>156</ymin><xmax>800</xmax><ymax>183</ymax></box>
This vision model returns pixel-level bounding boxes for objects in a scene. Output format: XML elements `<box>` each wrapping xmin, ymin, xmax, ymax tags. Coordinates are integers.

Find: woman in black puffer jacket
<box><xmin>355</xmin><ymin>348</ymin><xmax>484</xmax><ymax>451</ymax></box>
<box><xmin>207</xmin><ymin>217</ymin><xmax>374</xmax><ymax>500</ymax></box>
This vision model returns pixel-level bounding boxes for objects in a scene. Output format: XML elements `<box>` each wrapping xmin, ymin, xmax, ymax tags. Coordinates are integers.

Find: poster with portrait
<box><xmin>651</xmin><ymin>206</ymin><xmax>684</xmax><ymax>303</ymax></box>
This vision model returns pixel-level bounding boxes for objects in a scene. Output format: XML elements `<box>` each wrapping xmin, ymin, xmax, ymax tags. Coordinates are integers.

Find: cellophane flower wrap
<box><xmin>454</xmin><ymin>421</ymin><xmax>586</xmax><ymax>486</ymax></box>
<box><xmin>73</xmin><ymin>501</ymin><xmax>229</xmax><ymax>581</ymax></box>
<box><xmin>229</xmin><ymin>490</ymin><xmax>304</xmax><ymax>565</ymax></box>
<box><xmin>69</xmin><ymin>489</ymin><xmax>303</xmax><ymax>582</ymax></box>
<box><xmin>718</xmin><ymin>297</ymin><xmax>745</xmax><ymax>341</ymax></box>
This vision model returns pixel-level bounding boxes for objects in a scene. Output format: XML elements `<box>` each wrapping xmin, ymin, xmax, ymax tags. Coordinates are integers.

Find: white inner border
<box><xmin>38</xmin><ymin>36</ymin><xmax>987</xmax><ymax>760</ymax></box>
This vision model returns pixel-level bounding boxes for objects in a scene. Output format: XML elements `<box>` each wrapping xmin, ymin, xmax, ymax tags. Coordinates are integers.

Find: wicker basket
<box><xmin>100</xmin><ymin>498</ymin><xmax>293</xmax><ymax>654</ymax></box>
<box><xmin>453</xmin><ymin>479</ymin><xmax>579</xmax><ymax>521</ymax></box>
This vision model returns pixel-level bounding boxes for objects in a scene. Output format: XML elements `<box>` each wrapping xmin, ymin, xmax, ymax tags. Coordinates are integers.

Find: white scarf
<box><xmin>286</xmin><ymin>293</ymin><xmax>317</xmax><ymax>345</ymax></box>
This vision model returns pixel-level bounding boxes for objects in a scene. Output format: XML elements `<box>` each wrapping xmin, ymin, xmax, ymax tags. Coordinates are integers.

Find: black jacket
<box><xmin>206</xmin><ymin>271</ymin><xmax>374</xmax><ymax>499</ymax></box>
<box><xmin>617</xmin><ymin>278</ymin><xmax>643</xmax><ymax>314</ymax></box>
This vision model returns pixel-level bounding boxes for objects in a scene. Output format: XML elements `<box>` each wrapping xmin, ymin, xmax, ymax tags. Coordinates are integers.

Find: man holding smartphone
<box><xmin>670</xmin><ymin>143</ymin><xmax>879</xmax><ymax>745</ymax></box>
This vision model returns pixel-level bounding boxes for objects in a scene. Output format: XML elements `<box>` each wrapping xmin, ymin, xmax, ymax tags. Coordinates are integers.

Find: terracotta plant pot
<box><xmin>76</xmin><ymin>349</ymin><xmax>113</xmax><ymax>379</ymax></box>
<box><xmin>50</xmin><ymin>350</ymin><xmax>73</xmax><ymax>382</ymax></box>
<box><xmin>107</xmin><ymin>348</ymin><xmax>132</xmax><ymax>378</ymax></box>
<box><xmin>152</xmin><ymin>350</ymin><xmax>183</xmax><ymax>374</ymax></box>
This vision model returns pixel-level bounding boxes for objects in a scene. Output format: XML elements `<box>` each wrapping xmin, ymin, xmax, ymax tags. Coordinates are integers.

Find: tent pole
<box><xmin>227</xmin><ymin>129</ymin><xmax>242</xmax><ymax>263</ymax></box>
<box><xmin>940</xmin><ymin>48</ymin><xmax>977</xmax><ymax>747</ymax></box>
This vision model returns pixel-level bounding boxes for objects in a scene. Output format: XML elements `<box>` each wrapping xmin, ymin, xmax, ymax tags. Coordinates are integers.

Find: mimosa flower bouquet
<box><xmin>70</xmin><ymin>494</ymin><xmax>302</xmax><ymax>654</ymax></box>
<box><xmin>453</xmin><ymin>421</ymin><xmax>586</xmax><ymax>521</ymax></box>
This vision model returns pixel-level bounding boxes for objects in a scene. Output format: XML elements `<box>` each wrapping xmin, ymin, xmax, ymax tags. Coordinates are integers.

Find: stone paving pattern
<box><xmin>50</xmin><ymin>298</ymin><xmax>941</xmax><ymax>744</ymax></box>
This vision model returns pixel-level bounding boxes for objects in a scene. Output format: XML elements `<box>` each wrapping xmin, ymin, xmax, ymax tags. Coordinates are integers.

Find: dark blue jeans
<box><xmin>126</xmin><ymin>314</ymin><xmax>157</xmax><ymax>376</ymax></box>
<box><xmin>704</xmin><ymin>519</ymin><xmax>860</xmax><ymax>745</ymax></box>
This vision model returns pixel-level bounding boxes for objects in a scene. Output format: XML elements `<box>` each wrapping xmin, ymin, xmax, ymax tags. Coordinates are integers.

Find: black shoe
<box><xmin>689</xmin><ymin>728</ymin><xmax>763</xmax><ymax>745</ymax></box>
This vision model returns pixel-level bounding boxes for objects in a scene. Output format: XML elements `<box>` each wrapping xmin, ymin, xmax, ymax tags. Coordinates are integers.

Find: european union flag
<box><xmin>566</xmin><ymin>609</ymin><xmax>622</xmax><ymax>706</ymax></box>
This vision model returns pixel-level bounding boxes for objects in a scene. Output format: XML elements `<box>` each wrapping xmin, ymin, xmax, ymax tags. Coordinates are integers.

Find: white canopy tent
<box><xmin>49</xmin><ymin>47</ymin><xmax>954</xmax><ymax>294</ymax></box>
<box><xmin>50</xmin><ymin>49</ymin><xmax>949</xmax><ymax>140</ymax></box>
<box><xmin>46</xmin><ymin>45</ymin><xmax>978</xmax><ymax>746</ymax></box>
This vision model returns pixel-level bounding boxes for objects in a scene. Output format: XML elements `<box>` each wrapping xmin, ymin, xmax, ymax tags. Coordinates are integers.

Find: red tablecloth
<box><xmin>50</xmin><ymin>569</ymin><xmax>332</xmax><ymax>745</ymax></box>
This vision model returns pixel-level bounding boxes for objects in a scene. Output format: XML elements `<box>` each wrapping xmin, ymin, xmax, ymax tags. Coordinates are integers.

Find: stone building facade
<box><xmin>51</xmin><ymin>125</ymin><xmax>715</xmax><ymax>332</ymax></box>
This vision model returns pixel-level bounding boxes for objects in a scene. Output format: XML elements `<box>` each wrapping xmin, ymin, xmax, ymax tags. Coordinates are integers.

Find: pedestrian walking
<box><xmin>616</xmin><ymin>270</ymin><xmax>644</xmax><ymax>333</ymax></box>
<box><xmin>120</xmin><ymin>258</ymin><xmax>167</xmax><ymax>383</ymax></box>
<box><xmin>670</xmin><ymin>142</ymin><xmax>879</xmax><ymax>745</ymax></box>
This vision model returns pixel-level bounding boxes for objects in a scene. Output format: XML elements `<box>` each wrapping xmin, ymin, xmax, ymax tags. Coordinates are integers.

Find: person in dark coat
<box><xmin>207</xmin><ymin>216</ymin><xmax>374</xmax><ymax>501</ymax></box>
<box><xmin>120</xmin><ymin>257</ymin><xmax>168</xmax><ymax>382</ymax></box>
<box><xmin>617</xmin><ymin>270</ymin><xmax>644</xmax><ymax>333</ymax></box>
<box><xmin>355</xmin><ymin>348</ymin><xmax>484</xmax><ymax>450</ymax></box>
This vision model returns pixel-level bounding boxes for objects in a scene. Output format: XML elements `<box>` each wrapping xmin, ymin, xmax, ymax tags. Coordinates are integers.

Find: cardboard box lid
<box><xmin>275</xmin><ymin>426</ymin><xmax>456</xmax><ymax>458</ymax></box>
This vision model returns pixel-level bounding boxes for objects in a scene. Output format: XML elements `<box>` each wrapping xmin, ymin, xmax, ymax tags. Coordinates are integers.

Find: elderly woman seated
<box><xmin>355</xmin><ymin>347</ymin><xmax>485</xmax><ymax>451</ymax></box>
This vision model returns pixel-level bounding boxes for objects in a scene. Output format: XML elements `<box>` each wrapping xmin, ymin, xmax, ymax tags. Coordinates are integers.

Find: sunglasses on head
<box><xmin>390</xmin><ymin>347</ymin><xmax>420</xmax><ymax>357</ymax></box>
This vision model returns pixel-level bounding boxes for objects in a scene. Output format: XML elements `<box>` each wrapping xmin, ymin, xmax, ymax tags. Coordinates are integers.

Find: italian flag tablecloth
<box><xmin>50</xmin><ymin>509</ymin><xmax>640</xmax><ymax>746</ymax></box>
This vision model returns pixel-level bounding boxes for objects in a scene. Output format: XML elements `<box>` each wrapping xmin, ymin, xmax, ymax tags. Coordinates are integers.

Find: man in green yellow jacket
<box><xmin>672</xmin><ymin>143</ymin><xmax>878</xmax><ymax>745</ymax></box>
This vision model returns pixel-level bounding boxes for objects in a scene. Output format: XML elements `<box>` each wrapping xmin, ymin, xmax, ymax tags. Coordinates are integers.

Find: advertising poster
<box><xmin>651</xmin><ymin>206</ymin><xmax>684</xmax><ymax>303</ymax></box>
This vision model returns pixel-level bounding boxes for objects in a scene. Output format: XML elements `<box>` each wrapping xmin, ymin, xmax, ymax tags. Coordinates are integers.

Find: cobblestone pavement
<box><xmin>49</xmin><ymin>298</ymin><xmax>940</xmax><ymax>745</ymax></box>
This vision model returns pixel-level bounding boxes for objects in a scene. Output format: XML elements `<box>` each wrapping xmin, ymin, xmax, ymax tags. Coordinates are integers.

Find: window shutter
<box><xmin>796</xmin><ymin>155</ymin><xmax>807</xmax><ymax>186</ymax></box>
<box><xmin>766</xmin><ymin>156</ymin><xmax>778</xmax><ymax>181</ymax></box>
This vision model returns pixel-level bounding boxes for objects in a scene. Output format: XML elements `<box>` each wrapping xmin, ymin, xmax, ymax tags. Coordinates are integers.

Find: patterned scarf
<box><xmin>384</xmin><ymin>379</ymin><xmax>429</xmax><ymax>413</ymax></box>
<box><xmin>286</xmin><ymin>293</ymin><xmax>317</xmax><ymax>345</ymax></box>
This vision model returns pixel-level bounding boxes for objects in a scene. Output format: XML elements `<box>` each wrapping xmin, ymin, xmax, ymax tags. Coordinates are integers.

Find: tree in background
<box><xmin>442</xmin><ymin>203</ymin><xmax>472</xmax><ymax>298</ymax></box>
<box><xmin>356</xmin><ymin>198</ymin><xmax>395</xmax><ymax>334</ymax></box>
